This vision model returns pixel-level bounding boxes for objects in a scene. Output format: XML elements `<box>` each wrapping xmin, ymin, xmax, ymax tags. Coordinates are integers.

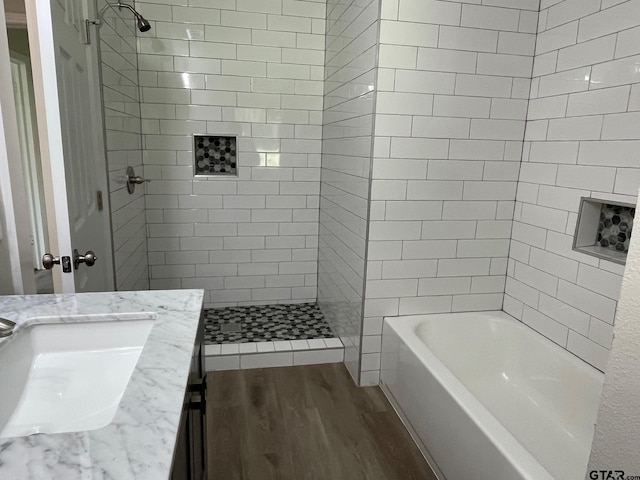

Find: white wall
<box><xmin>588</xmin><ymin>189</ymin><xmax>640</xmax><ymax>474</ymax></box>
<box><xmin>318</xmin><ymin>0</ymin><xmax>380</xmax><ymax>383</ymax></box>
<box><xmin>99</xmin><ymin>0</ymin><xmax>149</xmax><ymax>291</ymax></box>
<box><xmin>505</xmin><ymin>0</ymin><xmax>640</xmax><ymax>371</ymax></box>
<box><xmin>137</xmin><ymin>0</ymin><xmax>325</xmax><ymax>307</ymax></box>
<box><xmin>359</xmin><ymin>0</ymin><xmax>538</xmax><ymax>386</ymax></box>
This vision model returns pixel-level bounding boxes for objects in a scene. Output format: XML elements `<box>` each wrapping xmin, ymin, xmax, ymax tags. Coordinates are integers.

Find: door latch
<box><xmin>42</xmin><ymin>254</ymin><xmax>72</xmax><ymax>273</ymax></box>
<box><xmin>73</xmin><ymin>249</ymin><xmax>98</xmax><ymax>270</ymax></box>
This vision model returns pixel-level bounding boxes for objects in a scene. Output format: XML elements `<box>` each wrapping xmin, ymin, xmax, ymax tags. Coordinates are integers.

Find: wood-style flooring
<box><xmin>206</xmin><ymin>363</ymin><xmax>437</xmax><ymax>480</ymax></box>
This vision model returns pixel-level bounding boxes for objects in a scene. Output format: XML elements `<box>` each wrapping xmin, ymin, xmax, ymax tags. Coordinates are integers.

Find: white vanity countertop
<box><xmin>0</xmin><ymin>289</ymin><xmax>204</xmax><ymax>480</ymax></box>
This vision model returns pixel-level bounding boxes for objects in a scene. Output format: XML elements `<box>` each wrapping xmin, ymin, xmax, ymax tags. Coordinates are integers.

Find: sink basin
<box><xmin>0</xmin><ymin>314</ymin><xmax>155</xmax><ymax>438</ymax></box>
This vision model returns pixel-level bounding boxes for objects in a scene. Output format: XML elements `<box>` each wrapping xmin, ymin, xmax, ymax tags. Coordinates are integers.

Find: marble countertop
<box><xmin>0</xmin><ymin>289</ymin><xmax>204</xmax><ymax>480</ymax></box>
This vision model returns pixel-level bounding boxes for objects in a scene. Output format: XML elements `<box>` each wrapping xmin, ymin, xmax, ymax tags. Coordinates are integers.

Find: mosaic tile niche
<box><xmin>597</xmin><ymin>204</ymin><xmax>635</xmax><ymax>253</ymax></box>
<box><xmin>574</xmin><ymin>198</ymin><xmax>636</xmax><ymax>265</ymax></box>
<box><xmin>194</xmin><ymin>135</ymin><xmax>237</xmax><ymax>176</ymax></box>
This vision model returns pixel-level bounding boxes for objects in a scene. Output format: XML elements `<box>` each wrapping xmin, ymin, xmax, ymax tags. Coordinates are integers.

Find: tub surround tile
<box><xmin>361</xmin><ymin>0</ymin><xmax>535</xmax><ymax>386</ymax></box>
<box><xmin>0</xmin><ymin>290</ymin><xmax>204</xmax><ymax>480</ymax></box>
<box><xmin>507</xmin><ymin>0</ymin><xmax>640</xmax><ymax>370</ymax></box>
<box><xmin>353</xmin><ymin>0</ymin><xmax>639</xmax><ymax>382</ymax></box>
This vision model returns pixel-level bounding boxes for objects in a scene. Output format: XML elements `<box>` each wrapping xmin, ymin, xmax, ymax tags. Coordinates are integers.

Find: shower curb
<box><xmin>205</xmin><ymin>338</ymin><xmax>344</xmax><ymax>371</ymax></box>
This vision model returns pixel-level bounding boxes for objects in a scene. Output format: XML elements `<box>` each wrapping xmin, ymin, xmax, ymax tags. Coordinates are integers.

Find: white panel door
<box><xmin>25</xmin><ymin>0</ymin><xmax>114</xmax><ymax>293</ymax></box>
<box><xmin>0</xmin><ymin>1</ymin><xmax>36</xmax><ymax>295</ymax></box>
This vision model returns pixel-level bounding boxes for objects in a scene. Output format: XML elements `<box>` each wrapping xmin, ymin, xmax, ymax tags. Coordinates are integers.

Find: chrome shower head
<box><xmin>131</xmin><ymin>9</ymin><xmax>152</xmax><ymax>32</ymax></box>
<box><xmin>115</xmin><ymin>2</ymin><xmax>152</xmax><ymax>32</ymax></box>
<box><xmin>95</xmin><ymin>2</ymin><xmax>152</xmax><ymax>33</ymax></box>
<box><xmin>136</xmin><ymin>16</ymin><xmax>152</xmax><ymax>32</ymax></box>
<box><xmin>85</xmin><ymin>1</ymin><xmax>151</xmax><ymax>43</ymax></box>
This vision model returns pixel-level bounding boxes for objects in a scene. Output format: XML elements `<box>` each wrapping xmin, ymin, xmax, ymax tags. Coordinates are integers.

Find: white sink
<box><xmin>0</xmin><ymin>314</ymin><xmax>155</xmax><ymax>438</ymax></box>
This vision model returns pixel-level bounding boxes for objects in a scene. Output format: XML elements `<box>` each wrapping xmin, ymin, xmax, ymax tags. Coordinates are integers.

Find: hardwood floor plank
<box><xmin>242</xmin><ymin>369</ymin><xmax>296</xmax><ymax>480</ymax></box>
<box><xmin>283</xmin><ymin>406</ymin><xmax>338</xmax><ymax>480</ymax></box>
<box><xmin>209</xmin><ymin>369</ymin><xmax>246</xmax><ymax>407</ymax></box>
<box><xmin>207</xmin><ymin>364</ymin><xmax>436</xmax><ymax>480</ymax></box>
<box><xmin>207</xmin><ymin>406</ymin><xmax>247</xmax><ymax>480</ymax></box>
<box><xmin>362</xmin><ymin>410</ymin><xmax>438</xmax><ymax>480</ymax></box>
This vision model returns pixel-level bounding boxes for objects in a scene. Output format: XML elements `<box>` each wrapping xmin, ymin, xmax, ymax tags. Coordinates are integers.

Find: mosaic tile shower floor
<box><xmin>204</xmin><ymin>303</ymin><xmax>335</xmax><ymax>344</ymax></box>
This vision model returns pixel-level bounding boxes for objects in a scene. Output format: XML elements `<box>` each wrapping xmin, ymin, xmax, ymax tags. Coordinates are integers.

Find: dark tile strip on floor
<box><xmin>204</xmin><ymin>303</ymin><xmax>335</xmax><ymax>344</ymax></box>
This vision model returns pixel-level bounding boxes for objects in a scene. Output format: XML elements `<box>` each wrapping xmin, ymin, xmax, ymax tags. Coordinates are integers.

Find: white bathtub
<box><xmin>380</xmin><ymin>311</ymin><xmax>604</xmax><ymax>480</ymax></box>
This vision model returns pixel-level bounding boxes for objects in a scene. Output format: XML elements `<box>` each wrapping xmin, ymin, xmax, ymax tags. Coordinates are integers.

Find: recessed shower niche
<box><xmin>193</xmin><ymin>135</ymin><xmax>237</xmax><ymax>176</ymax></box>
<box><xmin>574</xmin><ymin>197</ymin><xmax>635</xmax><ymax>265</ymax></box>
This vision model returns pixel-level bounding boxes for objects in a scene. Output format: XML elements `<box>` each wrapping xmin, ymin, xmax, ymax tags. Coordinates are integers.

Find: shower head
<box><xmin>129</xmin><ymin>7</ymin><xmax>152</xmax><ymax>32</ymax></box>
<box><xmin>114</xmin><ymin>2</ymin><xmax>152</xmax><ymax>32</ymax></box>
<box><xmin>135</xmin><ymin>15</ymin><xmax>152</xmax><ymax>32</ymax></box>
<box><xmin>95</xmin><ymin>2</ymin><xmax>152</xmax><ymax>32</ymax></box>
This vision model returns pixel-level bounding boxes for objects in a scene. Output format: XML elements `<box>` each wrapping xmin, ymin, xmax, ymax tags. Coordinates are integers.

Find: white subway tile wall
<box><xmin>97</xmin><ymin>0</ymin><xmax>640</xmax><ymax>384</ymax></box>
<box><xmin>360</xmin><ymin>0</ymin><xmax>538</xmax><ymax>385</ymax></box>
<box><xmin>317</xmin><ymin>0</ymin><xmax>380</xmax><ymax>384</ymax></box>
<box><xmin>505</xmin><ymin>0</ymin><xmax>640</xmax><ymax>371</ymax></box>
<box><xmin>99</xmin><ymin>1</ymin><xmax>149</xmax><ymax>291</ymax></box>
<box><xmin>138</xmin><ymin>0</ymin><xmax>326</xmax><ymax>306</ymax></box>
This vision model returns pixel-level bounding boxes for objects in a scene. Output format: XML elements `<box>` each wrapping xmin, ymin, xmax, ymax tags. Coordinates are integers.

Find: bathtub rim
<box><xmin>380</xmin><ymin>310</ymin><xmax>598</xmax><ymax>480</ymax></box>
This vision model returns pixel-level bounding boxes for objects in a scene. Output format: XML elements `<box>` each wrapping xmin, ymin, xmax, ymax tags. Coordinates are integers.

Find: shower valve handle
<box><xmin>125</xmin><ymin>166</ymin><xmax>150</xmax><ymax>194</ymax></box>
<box><xmin>128</xmin><ymin>176</ymin><xmax>150</xmax><ymax>185</ymax></box>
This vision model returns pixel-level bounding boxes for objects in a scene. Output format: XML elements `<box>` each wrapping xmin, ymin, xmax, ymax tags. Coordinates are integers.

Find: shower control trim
<box><xmin>125</xmin><ymin>166</ymin><xmax>150</xmax><ymax>194</ymax></box>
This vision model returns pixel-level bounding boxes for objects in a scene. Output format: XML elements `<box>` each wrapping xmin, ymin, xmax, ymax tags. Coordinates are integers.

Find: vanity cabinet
<box><xmin>172</xmin><ymin>310</ymin><xmax>207</xmax><ymax>480</ymax></box>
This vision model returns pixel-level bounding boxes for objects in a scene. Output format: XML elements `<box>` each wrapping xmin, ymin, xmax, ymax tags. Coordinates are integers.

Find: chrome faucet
<box><xmin>0</xmin><ymin>318</ymin><xmax>16</xmax><ymax>338</ymax></box>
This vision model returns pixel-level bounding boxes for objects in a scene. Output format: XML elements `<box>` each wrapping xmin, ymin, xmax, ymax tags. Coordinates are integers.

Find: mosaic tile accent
<box><xmin>204</xmin><ymin>303</ymin><xmax>335</xmax><ymax>344</ymax></box>
<box><xmin>194</xmin><ymin>135</ymin><xmax>237</xmax><ymax>176</ymax></box>
<box><xmin>597</xmin><ymin>204</ymin><xmax>634</xmax><ymax>253</ymax></box>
